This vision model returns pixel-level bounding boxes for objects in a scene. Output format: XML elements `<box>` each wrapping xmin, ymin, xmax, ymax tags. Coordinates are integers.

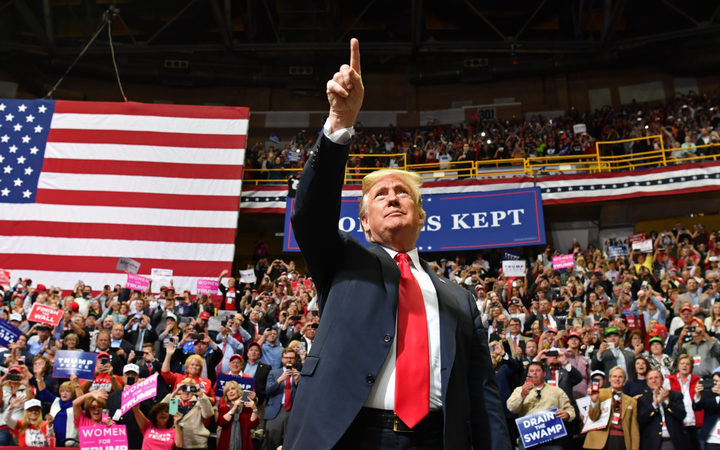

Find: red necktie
<box><xmin>284</xmin><ymin>376</ymin><xmax>292</xmax><ymax>410</ymax></box>
<box><xmin>394</xmin><ymin>252</ymin><xmax>429</xmax><ymax>428</ymax></box>
<box><xmin>147</xmin><ymin>363</ymin><xmax>152</xmax><ymax>374</ymax></box>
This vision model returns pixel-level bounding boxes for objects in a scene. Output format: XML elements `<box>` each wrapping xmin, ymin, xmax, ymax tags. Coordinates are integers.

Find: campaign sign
<box><xmin>628</xmin><ymin>232</ymin><xmax>646</xmax><ymax>244</ymax></box>
<box><xmin>197</xmin><ymin>279</ymin><xmax>219</xmax><ymax>295</ymax></box>
<box><xmin>632</xmin><ymin>239</ymin><xmax>653</xmax><ymax>253</ymax></box>
<box><xmin>53</xmin><ymin>350</ymin><xmax>97</xmax><ymax>380</ymax></box>
<box><xmin>239</xmin><ymin>269</ymin><xmax>257</xmax><ymax>284</ymax></box>
<box><xmin>283</xmin><ymin>187</ymin><xmax>545</xmax><ymax>252</ymax></box>
<box><xmin>28</xmin><ymin>303</ymin><xmax>63</xmax><ymax>326</ymax></box>
<box><xmin>125</xmin><ymin>273</ymin><xmax>150</xmax><ymax>291</ymax></box>
<box><xmin>503</xmin><ymin>250</ymin><xmax>521</xmax><ymax>261</ymax></box>
<box><xmin>79</xmin><ymin>425</ymin><xmax>128</xmax><ymax>450</ymax></box>
<box><xmin>116</xmin><ymin>257</ymin><xmax>140</xmax><ymax>274</ymax></box>
<box><xmin>608</xmin><ymin>245</ymin><xmax>628</xmax><ymax>258</ymax></box>
<box><xmin>215</xmin><ymin>373</ymin><xmax>255</xmax><ymax>397</ymax></box>
<box><xmin>502</xmin><ymin>260</ymin><xmax>526</xmax><ymax>277</ymax></box>
<box><xmin>0</xmin><ymin>318</ymin><xmax>22</xmax><ymax>347</ymax></box>
<box><xmin>0</xmin><ymin>269</ymin><xmax>9</xmax><ymax>288</ymax></box>
<box><xmin>151</xmin><ymin>268</ymin><xmax>173</xmax><ymax>293</ymax></box>
<box><xmin>121</xmin><ymin>373</ymin><xmax>158</xmax><ymax>414</ymax></box>
<box><xmin>515</xmin><ymin>408</ymin><xmax>567</xmax><ymax>448</ymax></box>
<box><xmin>552</xmin><ymin>254</ymin><xmax>575</xmax><ymax>270</ymax></box>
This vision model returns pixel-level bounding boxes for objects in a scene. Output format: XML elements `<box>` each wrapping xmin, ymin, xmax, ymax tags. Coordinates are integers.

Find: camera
<box><xmin>688</xmin><ymin>326</ymin><xmax>696</xmax><ymax>333</ymax></box>
<box><xmin>191</xmin><ymin>333</ymin><xmax>203</xmax><ymax>341</ymax></box>
<box><xmin>290</xmin><ymin>315</ymin><xmax>301</xmax><ymax>321</ymax></box>
<box><xmin>285</xmin><ymin>365</ymin><xmax>293</xmax><ymax>371</ymax></box>
<box><xmin>701</xmin><ymin>379</ymin><xmax>715</xmax><ymax>390</ymax></box>
<box><xmin>310</xmin><ymin>323</ymin><xmax>319</xmax><ymax>329</ymax></box>
<box><xmin>99</xmin><ymin>357</ymin><xmax>110</xmax><ymax>365</ymax></box>
<box><xmin>546</xmin><ymin>350</ymin><xmax>559</xmax><ymax>357</ymax></box>
<box><xmin>7</xmin><ymin>373</ymin><xmax>21</xmax><ymax>381</ymax></box>
<box><xmin>591</xmin><ymin>379</ymin><xmax>600</xmax><ymax>392</ymax></box>
<box><xmin>181</xmin><ymin>385</ymin><xmax>198</xmax><ymax>393</ymax></box>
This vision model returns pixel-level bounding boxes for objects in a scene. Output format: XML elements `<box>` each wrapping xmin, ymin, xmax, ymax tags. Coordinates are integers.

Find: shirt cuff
<box><xmin>323</xmin><ymin>121</ymin><xmax>354</xmax><ymax>145</ymax></box>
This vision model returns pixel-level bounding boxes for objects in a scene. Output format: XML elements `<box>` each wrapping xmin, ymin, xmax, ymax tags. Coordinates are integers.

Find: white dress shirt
<box><xmin>364</xmin><ymin>247</ymin><xmax>442</xmax><ymax>411</ymax></box>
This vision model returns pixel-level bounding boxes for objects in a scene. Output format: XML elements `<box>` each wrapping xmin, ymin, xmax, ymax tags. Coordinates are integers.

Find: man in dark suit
<box><xmin>264</xmin><ymin>349</ymin><xmax>299</xmax><ymax>450</ymax></box>
<box><xmin>125</xmin><ymin>315</ymin><xmax>158</xmax><ymax>352</ymax></box>
<box><xmin>637</xmin><ymin>369</ymin><xmax>690</xmax><ymax>450</ymax></box>
<box><xmin>242</xmin><ymin>342</ymin><xmax>271</xmax><ymax>408</ymax></box>
<box><xmin>591</xmin><ymin>327</ymin><xmax>636</xmax><ymax>380</ymax></box>
<box><xmin>284</xmin><ymin>38</ymin><xmax>510</xmax><ymax>450</ymax></box>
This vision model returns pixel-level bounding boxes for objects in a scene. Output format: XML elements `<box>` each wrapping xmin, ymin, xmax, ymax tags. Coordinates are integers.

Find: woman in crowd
<box><xmin>623</xmin><ymin>357</ymin><xmax>650</xmax><ymax>397</ymax></box>
<box><xmin>669</xmin><ymin>354</ymin><xmax>704</xmax><ymax>449</ymax></box>
<box><xmin>29</xmin><ymin>355</ymin><xmax>57</xmax><ymax>395</ymax></box>
<box><xmin>84</xmin><ymin>300</ymin><xmax>104</xmax><ymax>321</ymax></box>
<box><xmin>61</xmin><ymin>333</ymin><xmax>80</xmax><ymax>351</ymax></box>
<box><xmin>161</xmin><ymin>338</ymin><xmax>213</xmax><ymax>396</ymax></box>
<box><xmin>286</xmin><ymin>340</ymin><xmax>305</xmax><ymax>368</ymax></box>
<box><xmin>216</xmin><ymin>381</ymin><xmax>259</xmax><ymax>450</ymax></box>
<box><xmin>131</xmin><ymin>401</ymin><xmax>183</xmax><ymax>450</ymax></box>
<box><xmin>36</xmin><ymin>373</ymin><xmax>83</xmax><ymax>447</ymax></box>
<box><xmin>72</xmin><ymin>390</ymin><xmax>113</xmax><ymax>429</ymax></box>
<box><xmin>645</xmin><ymin>336</ymin><xmax>674</xmax><ymax>377</ymax></box>
<box><xmin>705</xmin><ymin>301</ymin><xmax>720</xmax><ymax>336</ymax></box>
<box><xmin>584</xmin><ymin>366</ymin><xmax>640</xmax><ymax>450</ymax></box>
<box><xmin>4</xmin><ymin>398</ymin><xmax>53</xmax><ymax>447</ymax></box>
<box><xmin>624</xmin><ymin>330</ymin><xmax>646</xmax><ymax>357</ymax></box>
<box><xmin>161</xmin><ymin>379</ymin><xmax>213</xmax><ymax>449</ymax></box>
<box><xmin>0</xmin><ymin>365</ymin><xmax>34</xmax><ymax>445</ymax></box>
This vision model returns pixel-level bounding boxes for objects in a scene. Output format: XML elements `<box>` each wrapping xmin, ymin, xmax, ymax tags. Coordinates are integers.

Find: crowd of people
<box><xmin>243</xmin><ymin>92</ymin><xmax>720</xmax><ymax>182</ymax></box>
<box><xmin>0</xmin><ymin>218</ymin><xmax>717</xmax><ymax>449</ymax></box>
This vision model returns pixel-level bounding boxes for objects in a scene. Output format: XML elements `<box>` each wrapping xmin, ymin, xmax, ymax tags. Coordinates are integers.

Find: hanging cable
<box><xmin>45</xmin><ymin>5</ymin><xmax>128</xmax><ymax>101</ymax></box>
<box><xmin>107</xmin><ymin>9</ymin><xmax>128</xmax><ymax>102</ymax></box>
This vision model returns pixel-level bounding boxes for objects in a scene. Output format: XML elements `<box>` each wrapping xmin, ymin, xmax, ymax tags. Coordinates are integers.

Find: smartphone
<box><xmin>701</xmin><ymin>379</ymin><xmax>715</xmax><ymax>390</ymax></box>
<box><xmin>525</xmin><ymin>376</ymin><xmax>532</xmax><ymax>384</ymax></box>
<box><xmin>607</xmin><ymin>342</ymin><xmax>615</xmax><ymax>350</ymax></box>
<box><xmin>169</xmin><ymin>397</ymin><xmax>179</xmax><ymax>415</ymax></box>
<box><xmin>102</xmin><ymin>409</ymin><xmax>109</xmax><ymax>422</ymax></box>
<box><xmin>592</xmin><ymin>379</ymin><xmax>600</xmax><ymax>392</ymax></box>
<box><xmin>241</xmin><ymin>390</ymin><xmax>251</xmax><ymax>402</ymax></box>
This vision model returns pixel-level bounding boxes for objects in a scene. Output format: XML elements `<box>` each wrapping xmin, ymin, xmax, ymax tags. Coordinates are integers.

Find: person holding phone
<box><xmin>694</xmin><ymin>370</ymin><xmax>720</xmax><ymax>449</ymax></box>
<box><xmin>131</xmin><ymin>402</ymin><xmax>183</xmax><ymax>450</ymax></box>
<box><xmin>0</xmin><ymin>365</ymin><xmax>34</xmax><ymax>445</ymax></box>
<box><xmin>216</xmin><ymin>381</ymin><xmax>259</xmax><ymax>450</ymax></box>
<box><xmin>72</xmin><ymin>389</ymin><xmax>113</xmax><ymax>429</ymax></box>
<box><xmin>669</xmin><ymin>354</ymin><xmax>704</xmax><ymax>449</ymax></box>
<box><xmin>3</xmin><ymin>398</ymin><xmax>53</xmax><ymax>447</ymax></box>
<box><xmin>161</xmin><ymin>379</ymin><xmax>213</xmax><ymax>449</ymax></box>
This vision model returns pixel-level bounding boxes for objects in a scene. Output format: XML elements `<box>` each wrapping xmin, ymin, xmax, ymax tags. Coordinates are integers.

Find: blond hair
<box><xmin>358</xmin><ymin>169</ymin><xmax>426</xmax><ymax>242</ymax></box>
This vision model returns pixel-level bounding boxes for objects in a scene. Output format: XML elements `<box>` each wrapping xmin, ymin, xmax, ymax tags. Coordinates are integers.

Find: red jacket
<box><xmin>668</xmin><ymin>373</ymin><xmax>704</xmax><ymax>427</ymax></box>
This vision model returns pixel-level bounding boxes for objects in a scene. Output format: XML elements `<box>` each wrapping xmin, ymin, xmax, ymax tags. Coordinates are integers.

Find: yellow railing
<box><xmin>241</xmin><ymin>136</ymin><xmax>720</xmax><ymax>184</ymax></box>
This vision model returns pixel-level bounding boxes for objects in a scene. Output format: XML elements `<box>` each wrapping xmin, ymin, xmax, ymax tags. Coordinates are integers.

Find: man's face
<box><xmin>687</xmin><ymin>279</ymin><xmax>698</xmax><ymax>292</ymax></box>
<box><xmin>361</xmin><ymin>175</ymin><xmax>422</xmax><ymax>250</ymax></box>
<box><xmin>305</xmin><ymin>326</ymin><xmax>316</xmax><ymax>339</ymax></box>
<box><xmin>605</xmin><ymin>334</ymin><xmax>619</xmax><ymax>345</ymax></box>
<box><xmin>267</xmin><ymin>329</ymin><xmax>278</xmax><ymax>343</ymax></box>
<box><xmin>249</xmin><ymin>311</ymin><xmax>259</xmax><ymax>323</ymax></box>
<box><xmin>103</xmin><ymin>317</ymin><xmax>114</xmax><ymax>330</ymax></box>
<box><xmin>96</xmin><ymin>334</ymin><xmax>109</xmax><ymax>350</ymax></box>
<box><xmin>525</xmin><ymin>341</ymin><xmax>537</xmax><ymax>357</ymax></box>
<box><xmin>539</xmin><ymin>300</ymin><xmax>550</xmax><ymax>314</ymax></box>
<box><xmin>528</xmin><ymin>365</ymin><xmax>544</xmax><ymax>384</ymax></box>
<box><xmin>508</xmin><ymin>321</ymin><xmax>520</xmax><ymax>335</ymax></box>
<box><xmin>646</xmin><ymin>371</ymin><xmax>663</xmax><ymax>390</ymax></box>
<box><xmin>246</xmin><ymin>346</ymin><xmax>260</xmax><ymax>362</ymax></box>
<box><xmin>142</xmin><ymin>348</ymin><xmax>154</xmax><ymax>362</ymax></box>
<box><xmin>681</xmin><ymin>309</ymin><xmax>693</xmax><ymax>323</ymax></box>
<box><xmin>229</xmin><ymin>358</ymin><xmax>242</xmax><ymax>373</ymax></box>
<box><xmin>609</xmin><ymin>369</ymin><xmax>625</xmax><ymax>390</ymax></box>
<box><xmin>111</xmin><ymin>324</ymin><xmax>124</xmax><ymax>340</ymax></box>
<box><xmin>281</xmin><ymin>352</ymin><xmax>296</xmax><ymax>367</ymax></box>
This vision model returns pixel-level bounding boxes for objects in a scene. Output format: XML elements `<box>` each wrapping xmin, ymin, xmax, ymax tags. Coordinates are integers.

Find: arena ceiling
<box><xmin>2</xmin><ymin>0</ymin><xmax>720</xmax><ymax>96</ymax></box>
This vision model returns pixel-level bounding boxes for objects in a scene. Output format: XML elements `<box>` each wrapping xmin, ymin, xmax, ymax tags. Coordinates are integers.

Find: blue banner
<box><xmin>215</xmin><ymin>373</ymin><xmax>256</xmax><ymax>397</ymax></box>
<box><xmin>608</xmin><ymin>245</ymin><xmax>629</xmax><ymax>258</ymax></box>
<box><xmin>0</xmin><ymin>319</ymin><xmax>21</xmax><ymax>348</ymax></box>
<box><xmin>284</xmin><ymin>187</ymin><xmax>545</xmax><ymax>252</ymax></box>
<box><xmin>515</xmin><ymin>408</ymin><xmax>567</xmax><ymax>448</ymax></box>
<box><xmin>52</xmin><ymin>350</ymin><xmax>97</xmax><ymax>380</ymax></box>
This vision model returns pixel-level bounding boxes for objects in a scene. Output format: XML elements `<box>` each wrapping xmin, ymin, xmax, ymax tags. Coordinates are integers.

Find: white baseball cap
<box><xmin>123</xmin><ymin>364</ymin><xmax>140</xmax><ymax>374</ymax></box>
<box><xmin>9</xmin><ymin>314</ymin><xmax>22</xmax><ymax>322</ymax></box>
<box><xmin>24</xmin><ymin>399</ymin><xmax>42</xmax><ymax>410</ymax></box>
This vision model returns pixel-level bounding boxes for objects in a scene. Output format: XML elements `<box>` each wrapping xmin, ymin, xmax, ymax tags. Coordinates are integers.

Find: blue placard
<box><xmin>52</xmin><ymin>350</ymin><xmax>97</xmax><ymax>380</ymax></box>
<box><xmin>608</xmin><ymin>245</ymin><xmax>629</xmax><ymax>258</ymax></box>
<box><xmin>0</xmin><ymin>319</ymin><xmax>21</xmax><ymax>348</ymax></box>
<box><xmin>215</xmin><ymin>373</ymin><xmax>255</xmax><ymax>397</ymax></box>
<box><xmin>515</xmin><ymin>408</ymin><xmax>567</xmax><ymax>448</ymax></box>
<box><xmin>504</xmin><ymin>250</ymin><xmax>522</xmax><ymax>261</ymax></box>
<box><xmin>284</xmin><ymin>187</ymin><xmax>545</xmax><ymax>252</ymax></box>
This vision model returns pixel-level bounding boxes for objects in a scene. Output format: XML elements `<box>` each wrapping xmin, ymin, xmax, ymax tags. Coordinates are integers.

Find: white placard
<box><xmin>578</xmin><ymin>397</ymin><xmax>612</xmax><ymax>433</ymax></box>
<box><xmin>573</xmin><ymin>123</ymin><xmax>587</xmax><ymax>134</ymax></box>
<box><xmin>239</xmin><ymin>269</ymin><xmax>257</xmax><ymax>284</ymax></box>
<box><xmin>502</xmin><ymin>260</ymin><xmax>526</xmax><ymax>277</ymax></box>
<box><xmin>116</xmin><ymin>257</ymin><xmax>140</xmax><ymax>274</ymax></box>
<box><xmin>150</xmin><ymin>268</ymin><xmax>173</xmax><ymax>293</ymax></box>
<box><xmin>631</xmin><ymin>239</ymin><xmax>653</xmax><ymax>253</ymax></box>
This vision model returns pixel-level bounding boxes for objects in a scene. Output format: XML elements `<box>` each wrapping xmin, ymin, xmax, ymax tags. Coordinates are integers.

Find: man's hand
<box><xmin>520</xmin><ymin>380</ymin><xmax>533</xmax><ymax>398</ymax></box>
<box><xmin>555</xmin><ymin>409</ymin><xmax>570</xmax><ymax>420</ymax></box>
<box><xmin>326</xmin><ymin>38</ymin><xmax>364</xmax><ymax>133</ymax></box>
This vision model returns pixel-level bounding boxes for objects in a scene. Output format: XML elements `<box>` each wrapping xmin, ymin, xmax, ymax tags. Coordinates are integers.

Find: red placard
<box><xmin>28</xmin><ymin>303</ymin><xmax>64</xmax><ymax>326</ymax></box>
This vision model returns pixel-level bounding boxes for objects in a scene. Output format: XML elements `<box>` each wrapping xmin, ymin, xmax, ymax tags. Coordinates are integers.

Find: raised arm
<box><xmin>131</xmin><ymin>403</ymin><xmax>148</xmax><ymax>430</ymax></box>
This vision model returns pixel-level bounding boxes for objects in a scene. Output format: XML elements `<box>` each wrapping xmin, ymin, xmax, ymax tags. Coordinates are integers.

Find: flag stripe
<box><xmin>0</xmin><ymin>203</ymin><xmax>237</xmax><ymax>228</ymax></box>
<box><xmin>45</xmin><ymin>143</ymin><xmax>245</xmax><ymax>165</ymax></box>
<box><xmin>35</xmin><ymin>189</ymin><xmax>240</xmax><ymax>211</ymax></box>
<box><xmin>47</xmin><ymin>129</ymin><xmax>247</xmax><ymax>149</ymax></box>
<box><xmin>1</xmin><ymin>257</ymin><xmax>228</xmax><ymax>277</ymax></box>
<box><xmin>1</xmin><ymin>236</ymin><xmax>233</xmax><ymax>261</ymax></box>
<box><xmin>38</xmin><ymin>172</ymin><xmax>242</xmax><ymax>196</ymax></box>
<box><xmin>41</xmin><ymin>159</ymin><xmax>244</xmax><ymax>180</ymax></box>
<box><xmin>51</xmin><ymin>113</ymin><xmax>249</xmax><ymax>135</ymax></box>
<box><xmin>0</xmin><ymin>221</ymin><xmax>236</xmax><ymax>243</ymax></box>
<box><xmin>53</xmin><ymin>100</ymin><xmax>249</xmax><ymax>120</ymax></box>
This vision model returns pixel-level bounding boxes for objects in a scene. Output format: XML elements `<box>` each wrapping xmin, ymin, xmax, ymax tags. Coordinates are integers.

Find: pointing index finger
<box><xmin>350</xmin><ymin>38</ymin><xmax>361</xmax><ymax>75</ymax></box>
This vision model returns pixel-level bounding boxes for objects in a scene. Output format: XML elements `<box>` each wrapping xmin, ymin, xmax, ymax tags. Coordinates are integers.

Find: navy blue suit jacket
<box><xmin>637</xmin><ymin>389</ymin><xmax>690</xmax><ymax>450</ymax></box>
<box><xmin>265</xmin><ymin>367</ymin><xmax>298</xmax><ymax>420</ymax></box>
<box><xmin>284</xmin><ymin>135</ymin><xmax>511</xmax><ymax>450</ymax></box>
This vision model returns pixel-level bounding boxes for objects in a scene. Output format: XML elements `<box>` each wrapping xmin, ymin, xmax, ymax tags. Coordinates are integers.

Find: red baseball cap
<box><xmin>649</xmin><ymin>324</ymin><xmax>668</xmax><ymax>337</ymax></box>
<box><xmin>680</xmin><ymin>304</ymin><xmax>693</xmax><ymax>313</ymax></box>
<box><xmin>35</xmin><ymin>284</ymin><xmax>47</xmax><ymax>292</ymax></box>
<box><xmin>199</xmin><ymin>311</ymin><xmax>211</xmax><ymax>320</ymax></box>
<box><xmin>229</xmin><ymin>354</ymin><xmax>243</xmax><ymax>362</ymax></box>
<box><xmin>567</xmin><ymin>331</ymin><xmax>582</xmax><ymax>340</ymax></box>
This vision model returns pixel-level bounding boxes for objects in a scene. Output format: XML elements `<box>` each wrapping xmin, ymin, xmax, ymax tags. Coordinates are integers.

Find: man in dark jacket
<box><xmin>638</xmin><ymin>370</ymin><xmax>690</xmax><ymax>450</ymax></box>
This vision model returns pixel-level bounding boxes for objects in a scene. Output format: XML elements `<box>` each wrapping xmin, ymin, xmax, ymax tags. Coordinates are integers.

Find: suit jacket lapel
<box><xmin>368</xmin><ymin>245</ymin><xmax>400</xmax><ymax>314</ymax></box>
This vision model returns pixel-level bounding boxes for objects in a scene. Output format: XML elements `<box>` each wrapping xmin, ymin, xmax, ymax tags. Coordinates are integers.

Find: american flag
<box><xmin>0</xmin><ymin>98</ymin><xmax>248</xmax><ymax>293</ymax></box>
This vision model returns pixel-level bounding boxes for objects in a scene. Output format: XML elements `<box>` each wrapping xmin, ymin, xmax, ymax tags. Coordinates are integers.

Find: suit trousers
<box><xmin>264</xmin><ymin>407</ymin><xmax>291</xmax><ymax>450</ymax></box>
<box><xmin>333</xmin><ymin>415</ymin><xmax>443</xmax><ymax>450</ymax></box>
